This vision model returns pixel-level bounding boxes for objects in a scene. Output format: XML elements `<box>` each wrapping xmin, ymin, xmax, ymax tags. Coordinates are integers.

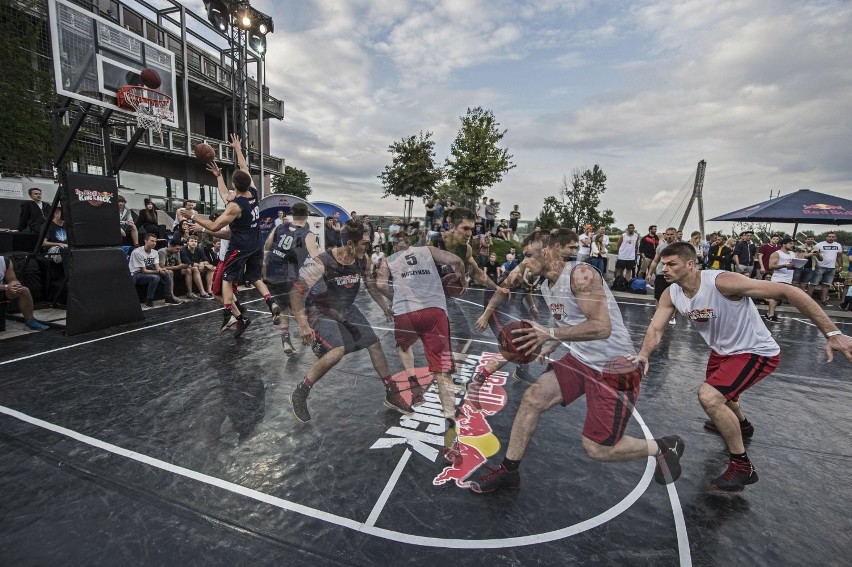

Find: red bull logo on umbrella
<box><xmin>802</xmin><ymin>203</ymin><xmax>852</xmax><ymax>216</ymax></box>
<box><xmin>369</xmin><ymin>352</ymin><xmax>508</xmax><ymax>489</ymax></box>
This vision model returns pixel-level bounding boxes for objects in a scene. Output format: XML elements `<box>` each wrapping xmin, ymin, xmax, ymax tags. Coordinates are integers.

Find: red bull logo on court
<box><xmin>369</xmin><ymin>352</ymin><xmax>508</xmax><ymax>488</ymax></box>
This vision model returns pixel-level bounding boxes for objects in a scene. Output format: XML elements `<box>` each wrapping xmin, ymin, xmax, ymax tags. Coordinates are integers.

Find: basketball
<box><xmin>441</xmin><ymin>272</ymin><xmax>465</xmax><ymax>298</ymax></box>
<box><xmin>194</xmin><ymin>142</ymin><xmax>216</xmax><ymax>163</ymax></box>
<box><xmin>498</xmin><ymin>320</ymin><xmax>540</xmax><ymax>364</ymax></box>
<box><xmin>140</xmin><ymin>68</ymin><xmax>161</xmax><ymax>89</ymax></box>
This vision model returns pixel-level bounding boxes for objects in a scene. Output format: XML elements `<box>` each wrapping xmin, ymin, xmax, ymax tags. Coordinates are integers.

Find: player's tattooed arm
<box><xmin>557</xmin><ymin>263</ymin><xmax>611</xmax><ymax>342</ymax></box>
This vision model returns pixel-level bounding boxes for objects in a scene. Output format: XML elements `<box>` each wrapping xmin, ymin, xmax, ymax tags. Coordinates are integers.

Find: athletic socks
<box><xmin>264</xmin><ymin>294</ymin><xmax>274</xmax><ymax>309</ymax></box>
<box><xmin>730</xmin><ymin>451</ymin><xmax>750</xmax><ymax>464</ymax></box>
<box><xmin>502</xmin><ymin>457</ymin><xmax>521</xmax><ymax>472</ymax></box>
<box><xmin>302</xmin><ymin>377</ymin><xmax>313</xmax><ymax>389</ymax></box>
<box><xmin>739</xmin><ymin>418</ymin><xmax>752</xmax><ymax>429</ymax></box>
<box><xmin>655</xmin><ymin>439</ymin><xmax>668</xmax><ymax>456</ymax></box>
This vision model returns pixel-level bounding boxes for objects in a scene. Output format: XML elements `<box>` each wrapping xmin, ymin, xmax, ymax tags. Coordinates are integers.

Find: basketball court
<box><xmin>1</xmin><ymin>288</ymin><xmax>850</xmax><ymax>566</ymax></box>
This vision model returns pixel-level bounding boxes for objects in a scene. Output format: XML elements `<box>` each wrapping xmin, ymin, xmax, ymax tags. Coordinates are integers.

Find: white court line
<box><xmin>365</xmin><ymin>449</ymin><xmax>412</xmax><ymax>526</ymax></box>
<box><xmin>791</xmin><ymin>318</ymin><xmax>817</xmax><ymax>327</ymax></box>
<box><xmin>0</xmin><ymin>402</ymin><xmax>687</xmax><ymax>556</ymax></box>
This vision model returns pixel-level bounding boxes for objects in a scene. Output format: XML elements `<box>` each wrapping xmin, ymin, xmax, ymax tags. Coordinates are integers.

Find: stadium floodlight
<box><xmin>203</xmin><ymin>1</ymin><xmax>229</xmax><ymax>33</ymax></box>
<box><xmin>248</xmin><ymin>32</ymin><xmax>266</xmax><ymax>55</ymax></box>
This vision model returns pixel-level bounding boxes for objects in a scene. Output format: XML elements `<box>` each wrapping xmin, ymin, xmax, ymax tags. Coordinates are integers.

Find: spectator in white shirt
<box><xmin>129</xmin><ymin>233</ymin><xmax>181</xmax><ymax>307</ymax></box>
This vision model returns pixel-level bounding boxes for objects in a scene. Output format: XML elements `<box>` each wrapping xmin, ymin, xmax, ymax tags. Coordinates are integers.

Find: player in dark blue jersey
<box><xmin>263</xmin><ymin>202</ymin><xmax>320</xmax><ymax>354</ymax></box>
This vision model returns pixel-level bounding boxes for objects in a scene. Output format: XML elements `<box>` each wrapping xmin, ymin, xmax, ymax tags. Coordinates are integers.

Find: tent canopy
<box><xmin>258</xmin><ymin>194</ymin><xmax>325</xmax><ymax>218</ymax></box>
<box><xmin>310</xmin><ymin>201</ymin><xmax>351</xmax><ymax>222</ymax></box>
<box><xmin>710</xmin><ymin>189</ymin><xmax>852</xmax><ymax>225</ymax></box>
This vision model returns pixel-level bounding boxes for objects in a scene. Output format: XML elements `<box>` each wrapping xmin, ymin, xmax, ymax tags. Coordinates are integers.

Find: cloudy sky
<box><xmin>199</xmin><ymin>0</ymin><xmax>852</xmax><ymax>232</ymax></box>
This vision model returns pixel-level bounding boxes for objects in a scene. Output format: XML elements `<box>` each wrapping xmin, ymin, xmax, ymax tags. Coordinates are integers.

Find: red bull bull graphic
<box><xmin>369</xmin><ymin>352</ymin><xmax>508</xmax><ymax>488</ymax></box>
<box><xmin>802</xmin><ymin>203</ymin><xmax>852</xmax><ymax>216</ymax></box>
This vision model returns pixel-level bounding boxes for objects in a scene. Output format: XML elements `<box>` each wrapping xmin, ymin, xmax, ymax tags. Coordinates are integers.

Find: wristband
<box><xmin>549</xmin><ymin>327</ymin><xmax>556</xmax><ymax>340</ymax></box>
<box><xmin>825</xmin><ymin>330</ymin><xmax>843</xmax><ymax>339</ymax></box>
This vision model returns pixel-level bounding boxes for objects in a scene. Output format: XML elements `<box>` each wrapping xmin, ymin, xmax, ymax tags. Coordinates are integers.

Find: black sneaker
<box><xmin>312</xmin><ymin>336</ymin><xmax>329</xmax><ymax>358</ymax></box>
<box><xmin>164</xmin><ymin>297</ymin><xmax>181</xmax><ymax>305</ymax></box>
<box><xmin>281</xmin><ymin>334</ymin><xmax>296</xmax><ymax>356</ymax></box>
<box><xmin>271</xmin><ymin>303</ymin><xmax>282</xmax><ymax>325</ymax></box>
<box><xmin>711</xmin><ymin>459</ymin><xmax>758</xmax><ymax>492</ymax></box>
<box><xmin>409</xmin><ymin>380</ymin><xmax>426</xmax><ymax>407</ymax></box>
<box><xmin>236</xmin><ymin>302</ymin><xmax>247</xmax><ymax>315</ymax></box>
<box><xmin>290</xmin><ymin>383</ymin><xmax>311</xmax><ymax>422</ymax></box>
<box><xmin>704</xmin><ymin>419</ymin><xmax>755</xmax><ymax>438</ymax></box>
<box><xmin>144</xmin><ymin>300</ymin><xmax>154</xmax><ymax>308</ymax></box>
<box><xmin>653</xmin><ymin>435</ymin><xmax>685</xmax><ymax>485</ymax></box>
<box><xmin>512</xmin><ymin>364</ymin><xmax>532</xmax><ymax>382</ymax></box>
<box><xmin>220</xmin><ymin>311</ymin><xmax>237</xmax><ymax>332</ymax></box>
<box><xmin>383</xmin><ymin>386</ymin><xmax>414</xmax><ymax>415</ymax></box>
<box><xmin>234</xmin><ymin>317</ymin><xmax>251</xmax><ymax>338</ymax></box>
<box><xmin>470</xmin><ymin>464</ymin><xmax>521</xmax><ymax>494</ymax></box>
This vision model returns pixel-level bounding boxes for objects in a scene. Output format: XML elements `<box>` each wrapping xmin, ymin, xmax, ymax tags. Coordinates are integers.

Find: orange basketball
<box><xmin>441</xmin><ymin>272</ymin><xmax>465</xmax><ymax>298</ymax></box>
<box><xmin>194</xmin><ymin>143</ymin><xmax>216</xmax><ymax>163</ymax></box>
<box><xmin>497</xmin><ymin>320</ymin><xmax>540</xmax><ymax>364</ymax></box>
<box><xmin>139</xmin><ymin>67</ymin><xmax>161</xmax><ymax>89</ymax></box>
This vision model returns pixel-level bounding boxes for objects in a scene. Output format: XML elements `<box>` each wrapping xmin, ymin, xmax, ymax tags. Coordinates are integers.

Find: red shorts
<box><xmin>210</xmin><ymin>261</ymin><xmax>237</xmax><ymax>296</ymax></box>
<box><xmin>705</xmin><ymin>351</ymin><xmax>780</xmax><ymax>401</ymax></box>
<box><xmin>550</xmin><ymin>353</ymin><xmax>642</xmax><ymax>446</ymax></box>
<box><xmin>394</xmin><ymin>307</ymin><xmax>454</xmax><ymax>373</ymax></box>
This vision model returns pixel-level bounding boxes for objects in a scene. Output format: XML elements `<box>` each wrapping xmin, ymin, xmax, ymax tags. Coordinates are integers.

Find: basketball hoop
<box><xmin>116</xmin><ymin>86</ymin><xmax>173</xmax><ymax>143</ymax></box>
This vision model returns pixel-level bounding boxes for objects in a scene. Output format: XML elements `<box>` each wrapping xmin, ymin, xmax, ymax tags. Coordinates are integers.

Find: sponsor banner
<box><xmin>0</xmin><ymin>180</ymin><xmax>24</xmax><ymax>199</ymax></box>
<box><xmin>63</xmin><ymin>172</ymin><xmax>121</xmax><ymax>247</ymax></box>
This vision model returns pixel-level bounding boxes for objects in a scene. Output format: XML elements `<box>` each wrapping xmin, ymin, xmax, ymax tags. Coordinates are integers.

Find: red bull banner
<box><xmin>369</xmin><ymin>352</ymin><xmax>508</xmax><ymax>488</ymax></box>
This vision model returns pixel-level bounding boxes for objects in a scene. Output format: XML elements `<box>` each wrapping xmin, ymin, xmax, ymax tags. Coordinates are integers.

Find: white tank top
<box><xmin>218</xmin><ymin>239</ymin><xmax>230</xmax><ymax>262</ymax></box>
<box><xmin>770</xmin><ymin>249</ymin><xmax>796</xmax><ymax>284</ymax></box>
<box><xmin>617</xmin><ymin>232</ymin><xmax>638</xmax><ymax>260</ymax></box>
<box><xmin>668</xmin><ymin>270</ymin><xmax>780</xmax><ymax>357</ymax></box>
<box><xmin>540</xmin><ymin>262</ymin><xmax>637</xmax><ymax>371</ymax></box>
<box><xmin>387</xmin><ymin>246</ymin><xmax>447</xmax><ymax>316</ymax></box>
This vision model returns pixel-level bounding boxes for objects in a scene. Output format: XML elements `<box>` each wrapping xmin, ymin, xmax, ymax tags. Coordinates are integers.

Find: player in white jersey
<box><xmin>470</xmin><ymin>230</ymin><xmax>685</xmax><ymax>494</ymax></box>
<box><xmin>765</xmin><ymin>237</ymin><xmax>797</xmax><ymax>322</ymax></box>
<box><xmin>632</xmin><ymin>242</ymin><xmax>852</xmax><ymax>492</ymax></box>
<box><xmin>377</xmin><ymin>241</ymin><xmax>467</xmax><ymax>426</ymax></box>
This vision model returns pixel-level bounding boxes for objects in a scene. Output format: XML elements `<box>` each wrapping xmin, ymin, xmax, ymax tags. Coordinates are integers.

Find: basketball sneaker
<box><xmin>512</xmin><ymin>364</ymin><xmax>532</xmax><ymax>383</ymax></box>
<box><xmin>711</xmin><ymin>459</ymin><xmax>758</xmax><ymax>492</ymax></box>
<box><xmin>383</xmin><ymin>384</ymin><xmax>414</xmax><ymax>415</ymax></box>
<box><xmin>281</xmin><ymin>333</ymin><xmax>296</xmax><ymax>356</ymax></box>
<box><xmin>271</xmin><ymin>303</ymin><xmax>282</xmax><ymax>325</ymax></box>
<box><xmin>469</xmin><ymin>464</ymin><xmax>521</xmax><ymax>494</ymax></box>
<box><xmin>290</xmin><ymin>383</ymin><xmax>311</xmax><ymax>422</ymax></box>
<box><xmin>220</xmin><ymin>312</ymin><xmax>237</xmax><ymax>332</ymax></box>
<box><xmin>312</xmin><ymin>336</ymin><xmax>329</xmax><ymax>358</ymax></box>
<box><xmin>408</xmin><ymin>379</ymin><xmax>426</xmax><ymax>407</ymax></box>
<box><xmin>704</xmin><ymin>419</ymin><xmax>755</xmax><ymax>438</ymax></box>
<box><xmin>653</xmin><ymin>435</ymin><xmax>685</xmax><ymax>485</ymax></box>
<box><xmin>234</xmin><ymin>317</ymin><xmax>251</xmax><ymax>339</ymax></box>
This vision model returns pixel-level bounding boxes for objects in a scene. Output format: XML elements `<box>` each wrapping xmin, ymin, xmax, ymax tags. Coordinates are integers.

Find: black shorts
<box><xmin>314</xmin><ymin>306</ymin><xmax>378</xmax><ymax>354</ymax></box>
<box><xmin>615</xmin><ymin>259</ymin><xmax>635</xmax><ymax>271</ymax></box>
<box><xmin>222</xmin><ymin>248</ymin><xmax>263</xmax><ymax>283</ymax></box>
<box><xmin>654</xmin><ymin>274</ymin><xmax>671</xmax><ymax>300</ymax></box>
<box><xmin>267</xmin><ymin>280</ymin><xmax>294</xmax><ymax>310</ymax></box>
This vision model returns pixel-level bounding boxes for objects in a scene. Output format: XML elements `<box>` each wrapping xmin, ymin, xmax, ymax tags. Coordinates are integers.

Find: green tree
<box><xmin>378</xmin><ymin>131</ymin><xmax>443</xmax><ymax>203</ymax></box>
<box><xmin>0</xmin><ymin>0</ymin><xmax>55</xmax><ymax>175</ymax></box>
<box><xmin>534</xmin><ymin>196</ymin><xmax>562</xmax><ymax>230</ymax></box>
<box><xmin>271</xmin><ymin>165</ymin><xmax>311</xmax><ymax>200</ymax></box>
<box><xmin>445</xmin><ymin>107</ymin><xmax>515</xmax><ymax>210</ymax></box>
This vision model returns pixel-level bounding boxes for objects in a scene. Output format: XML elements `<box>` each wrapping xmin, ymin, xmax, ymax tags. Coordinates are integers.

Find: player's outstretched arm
<box><xmin>714</xmin><ymin>272</ymin><xmax>852</xmax><ymax>363</ymax></box>
<box><xmin>206</xmin><ymin>162</ymin><xmax>234</xmax><ymax>204</ymax></box>
<box><xmin>185</xmin><ymin>202</ymin><xmax>239</xmax><ymax>233</ymax></box>
<box><xmin>632</xmin><ymin>288</ymin><xmax>677</xmax><ymax>374</ymax></box>
<box><xmin>229</xmin><ymin>134</ymin><xmax>250</xmax><ymax>174</ymax></box>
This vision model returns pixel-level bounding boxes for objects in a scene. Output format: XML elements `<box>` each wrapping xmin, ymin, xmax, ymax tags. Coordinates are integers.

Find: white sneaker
<box><xmin>668</xmin><ymin>317</ymin><xmax>677</xmax><ymax>325</ymax></box>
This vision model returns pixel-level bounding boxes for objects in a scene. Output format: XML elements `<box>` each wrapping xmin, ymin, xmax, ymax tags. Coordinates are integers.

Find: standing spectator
<box><xmin>647</xmin><ymin>227</ymin><xmax>679</xmax><ymax>324</ymax></box>
<box><xmin>349</xmin><ymin>211</ymin><xmax>358</xmax><ymax>222</ymax></box>
<box><xmin>372</xmin><ymin>225</ymin><xmax>386</xmax><ymax>250</ymax></box>
<box><xmin>362</xmin><ymin>215</ymin><xmax>375</xmax><ymax>244</ymax></box>
<box><xmin>17</xmin><ymin>187</ymin><xmax>49</xmax><ymax>234</ymax></box>
<box><xmin>0</xmin><ymin>255</ymin><xmax>49</xmax><ymax>330</ymax></box>
<box><xmin>808</xmin><ymin>231</ymin><xmax>843</xmax><ymax>305</ymax></box>
<box><xmin>324</xmin><ymin>217</ymin><xmax>340</xmax><ymax>250</ymax></box>
<box><xmin>688</xmin><ymin>231</ymin><xmax>706</xmax><ymax>269</ymax></box>
<box><xmin>676</xmin><ymin>230</ymin><xmax>683</xmax><ymax>241</ymax></box>
<box><xmin>477</xmin><ymin>230</ymin><xmax>492</xmax><ymax>267</ymax></box>
<box><xmin>129</xmin><ymin>233</ymin><xmax>181</xmax><ymax>307</ymax></box>
<box><xmin>731</xmin><ymin>231</ymin><xmax>756</xmax><ymax>276</ymax></box>
<box><xmin>614</xmin><ymin>224</ymin><xmax>638</xmax><ymax>280</ymax></box>
<box><xmin>508</xmin><ymin>205</ymin><xmax>521</xmax><ymax>241</ymax></box>
<box><xmin>765</xmin><ymin>237</ymin><xmax>797</xmax><ymax>322</ymax></box>
<box><xmin>638</xmin><ymin>225</ymin><xmax>659</xmax><ymax>277</ymax></box>
<box><xmin>137</xmin><ymin>200</ymin><xmax>163</xmax><ymax>239</ymax></box>
<box><xmin>371</xmin><ymin>245</ymin><xmax>385</xmax><ymax>277</ymax></box>
<box><xmin>596</xmin><ymin>226</ymin><xmax>611</xmax><ymax>273</ymax></box>
<box><xmin>117</xmin><ymin>196</ymin><xmax>139</xmax><ymax>247</ymax></box>
<box><xmin>274</xmin><ymin>211</ymin><xmax>285</xmax><ymax>227</ymax></box>
<box><xmin>484</xmin><ymin>252</ymin><xmax>500</xmax><ymax>283</ymax></box>
<box><xmin>706</xmin><ymin>236</ymin><xmax>733</xmax><ymax>271</ymax></box>
<box><xmin>443</xmin><ymin>199</ymin><xmax>455</xmax><ymax>226</ymax></box>
<box><xmin>478</xmin><ymin>197</ymin><xmax>488</xmax><ymax>227</ymax></box>
<box><xmin>427</xmin><ymin>220</ymin><xmax>442</xmax><ymax>242</ymax></box>
<box><xmin>432</xmin><ymin>199</ymin><xmax>444</xmax><ymax>229</ymax></box>
<box><xmin>387</xmin><ymin>218</ymin><xmax>402</xmax><ymax>255</ymax></box>
<box><xmin>589</xmin><ymin>233</ymin><xmax>607</xmax><ymax>275</ymax></box>
<box><xmin>578</xmin><ymin>224</ymin><xmax>594</xmax><ymax>262</ymax></box>
<box><xmin>757</xmin><ymin>234</ymin><xmax>781</xmax><ymax>278</ymax></box>
<box><xmin>485</xmin><ymin>199</ymin><xmax>497</xmax><ymax>235</ymax></box>
<box><xmin>425</xmin><ymin>198</ymin><xmax>435</xmax><ymax>228</ymax></box>
<box><xmin>180</xmin><ymin>235</ymin><xmax>214</xmax><ymax>298</ymax></box>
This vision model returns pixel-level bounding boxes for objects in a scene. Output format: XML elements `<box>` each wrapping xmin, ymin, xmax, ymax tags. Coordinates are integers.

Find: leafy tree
<box><xmin>0</xmin><ymin>0</ymin><xmax>55</xmax><ymax>175</ymax></box>
<box><xmin>444</xmin><ymin>107</ymin><xmax>515</xmax><ymax>210</ymax></box>
<box><xmin>378</xmin><ymin>131</ymin><xmax>443</xmax><ymax>204</ymax></box>
<box><xmin>271</xmin><ymin>165</ymin><xmax>311</xmax><ymax>200</ymax></box>
<box><xmin>534</xmin><ymin>165</ymin><xmax>615</xmax><ymax>231</ymax></box>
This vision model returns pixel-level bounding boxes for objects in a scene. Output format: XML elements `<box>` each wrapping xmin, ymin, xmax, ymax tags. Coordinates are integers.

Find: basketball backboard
<box><xmin>47</xmin><ymin>0</ymin><xmax>179</xmax><ymax>128</ymax></box>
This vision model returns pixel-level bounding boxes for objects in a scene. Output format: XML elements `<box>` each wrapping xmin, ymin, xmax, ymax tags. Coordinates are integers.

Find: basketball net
<box><xmin>116</xmin><ymin>86</ymin><xmax>173</xmax><ymax>145</ymax></box>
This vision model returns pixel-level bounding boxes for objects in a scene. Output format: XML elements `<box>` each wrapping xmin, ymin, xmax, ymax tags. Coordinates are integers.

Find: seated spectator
<box><xmin>117</xmin><ymin>195</ymin><xmax>139</xmax><ymax>247</ymax></box>
<box><xmin>137</xmin><ymin>200</ymin><xmax>164</xmax><ymax>239</ymax></box>
<box><xmin>180</xmin><ymin>235</ymin><xmax>214</xmax><ymax>298</ymax></box>
<box><xmin>371</xmin><ymin>245</ymin><xmax>385</xmax><ymax>277</ymax></box>
<box><xmin>17</xmin><ymin>187</ymin><xmax>49</xmax><ymax>234</ymax></box>
<box><xmin>496</xmin><ymin>219</ymin><xmax>511</xmax><ymax>240</ymax></box>
<box><xmin>498</xmin><ymin>253</ymin><xmax>518</xmax><ymax>280</ymax></box>
<box><xmin>43</xmin><ymin>207</ymin><xmax>69</xmax><ymax>268</ymax></box>
<box><xmin>159</xmin><ymin>239</ymin><xmax>187</xmax><ymax>299</ymax></box>
<box><xmin>173</xmin><ymin>200</ymin><xmax>195</xmax><ymax>232</ymax></box>
<box><xmin>484</xmin><ymin>252</ymin><xmax>500</xmax><ymax>283</ymax></box>
<box><xmin>172</xmin><ymin>219</ymin><xmax>193</xmax><ymax>244</ymax></box>
<box><xmin>129</xmin><ymin>234</ymin><xmax>181</xmax><ymax>307</ymax></box>
<box><xmin>1</xmin><ymin>255</ymin><xmax>49</xmax><ymax>330</ymax></box>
